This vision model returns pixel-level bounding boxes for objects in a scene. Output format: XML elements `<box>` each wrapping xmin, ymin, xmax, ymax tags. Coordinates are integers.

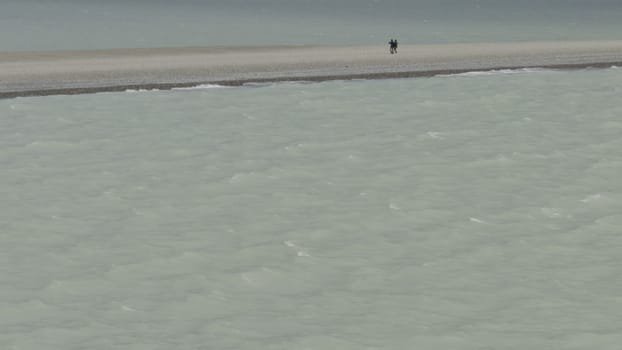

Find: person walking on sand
<box><xmin>388</xmin><ymin>39</ymin><xmax>398</xmax><ymax>54</ymax></box>
<box><xmin>388</xmin><ymin>39</ymin><xmax>395</xmax><ymax>54</ymax></box>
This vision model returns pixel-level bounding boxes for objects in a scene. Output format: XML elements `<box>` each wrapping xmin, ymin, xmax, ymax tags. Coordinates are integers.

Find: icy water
<box><xmin>2</xmin><ymin>0</ymin><xmax>622</xmax><ymax>51</ymax></box>
<box><xmin>2</xmin><ymin>68</ymin><xmax>622</xmax><ymax>349</ymax></box>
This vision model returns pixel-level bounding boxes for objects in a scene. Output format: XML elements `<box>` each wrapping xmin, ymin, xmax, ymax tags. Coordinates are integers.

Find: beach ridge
<box><xmin>2</xmin><ymin>41</ymin><xmax>622</xmax><ymax>98</ymax></box>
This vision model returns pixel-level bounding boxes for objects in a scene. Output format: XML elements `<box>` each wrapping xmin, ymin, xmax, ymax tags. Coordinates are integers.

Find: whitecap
<box><xmin>172</xmin><ymin>84</ymin><xmax>228</xmax><ymax>90</ymax></box>
<box><xmin>469</xmin><ymin>217</ymin><xmax>488</xmax><ymax>224</ymax></box>
<box><xmin>426</xmin><ymin>131</ymin><xmax>443</xmax><ymax>139</ymax></box>
<box><xmin>580</xmin><ymin>193</ymin><xmax>603</xmax><ymax>203</ymax></box>
<box><xmin>284</xmin><ymin>241</ymin><xmax>311</xmax><ymax>257</ymax></box>
<box><xmin>121</xmin><ymin>305</ymin><xmax>138</xmax><ymax>312</ymax></box>
<box><xmin>229</xmin><ymin>173</ymin><xmax>245</xmax><ymax>183</ymax></box>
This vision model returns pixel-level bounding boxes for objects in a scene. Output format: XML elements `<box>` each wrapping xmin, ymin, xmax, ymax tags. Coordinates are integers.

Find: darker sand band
<box><xmin>2</xmin><ymin>41</ymin><xmax>622</xmax><ymax>98</ymax></box>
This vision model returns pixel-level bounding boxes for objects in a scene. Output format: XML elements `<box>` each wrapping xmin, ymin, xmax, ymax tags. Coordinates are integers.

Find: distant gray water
<box><xmin>1</xmin><ymin>0</ymin><xmax>622</xmax><ymax>51</ymax></box>
<box><xmin>2</xmin><ymin>68</ymin><xmax>622</xmax><ymax>349</ymax></box>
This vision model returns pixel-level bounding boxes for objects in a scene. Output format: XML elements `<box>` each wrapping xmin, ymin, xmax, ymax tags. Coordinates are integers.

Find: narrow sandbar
<box><xmin>2</xmin><ymin>41</ymin><xmax>622</xmax><ymax>98</ymax></box>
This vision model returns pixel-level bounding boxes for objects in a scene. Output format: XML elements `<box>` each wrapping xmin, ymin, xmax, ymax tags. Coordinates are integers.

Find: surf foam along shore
<box><xmin>2</xmin><ymin>41</ymin><xmax>622</xmax><ymax>98</ymax></box>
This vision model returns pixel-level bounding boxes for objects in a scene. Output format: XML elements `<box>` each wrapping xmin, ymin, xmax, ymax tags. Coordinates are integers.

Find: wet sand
<box><xmin>2</xmin><ymin>41</ymin><xmax>622</xmax><ymax>98</ymax></box>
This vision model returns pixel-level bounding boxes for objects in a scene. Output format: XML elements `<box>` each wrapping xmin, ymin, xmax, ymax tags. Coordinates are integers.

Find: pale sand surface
<box><xmin>2</xmin><ymin>41</ymin><xmax>622</xmax><ymax>98</ymax></box>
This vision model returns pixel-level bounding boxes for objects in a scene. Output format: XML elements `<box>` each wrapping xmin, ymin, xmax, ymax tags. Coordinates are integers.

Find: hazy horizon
<box><xmin>2</xmin><ymin>0</ymin><xmax>622</xmax><ymax>51</ymax></box>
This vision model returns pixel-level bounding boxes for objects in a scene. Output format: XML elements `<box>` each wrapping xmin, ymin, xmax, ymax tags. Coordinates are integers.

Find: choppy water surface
<box><xmin>2</xmin><ymin>68</ymin><xmax>622</xmax><ymax>348</ymax></box>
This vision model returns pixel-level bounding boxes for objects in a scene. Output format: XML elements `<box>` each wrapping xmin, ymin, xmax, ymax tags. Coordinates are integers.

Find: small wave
<box><xmin>172</xmin><ymin>84</ymin><xmax>229</xmax><ymax>91</ymax></box>
<box><xmin>438</xmin><ymin>68</ymin><xmax>550</xmax><ymax>78</ymax></box>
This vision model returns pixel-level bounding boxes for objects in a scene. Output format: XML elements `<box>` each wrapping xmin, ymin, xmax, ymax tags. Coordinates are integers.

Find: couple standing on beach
<box><xmin>389</xmin><ymin>39</ymin><xmax>398</xmax><ymax>54</ymax></box>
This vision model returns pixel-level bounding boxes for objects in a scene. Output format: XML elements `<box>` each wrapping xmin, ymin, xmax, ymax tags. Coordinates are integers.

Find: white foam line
<box><xmin>172</xmin><ymin>84</ymin><xmax>229</xmax><ymax>90</ymax></box>
<box><xmin>438</xmin><ymin>68</ymin><xmax>552</xmax><ymax>78</ymax></box>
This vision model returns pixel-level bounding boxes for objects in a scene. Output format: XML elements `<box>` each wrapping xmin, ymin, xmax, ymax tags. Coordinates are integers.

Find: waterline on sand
<box><xmin>3</xmin><ymin>41</ymin><xmax>622</xmax><ymax>98</ymax></box>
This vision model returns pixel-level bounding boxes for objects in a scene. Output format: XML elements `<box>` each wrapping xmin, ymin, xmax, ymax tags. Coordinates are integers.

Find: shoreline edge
<box><xmin>2</xmin><ymin>41</ymin><xmax>622</xmax><ymax>98</ymax></box>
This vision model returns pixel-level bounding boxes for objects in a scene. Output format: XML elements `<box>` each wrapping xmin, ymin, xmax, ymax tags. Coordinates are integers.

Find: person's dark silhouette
<box><xmin>388</xmin><ymin>39</ymin><xmax>398</xmax><ymax>54</ymax></box>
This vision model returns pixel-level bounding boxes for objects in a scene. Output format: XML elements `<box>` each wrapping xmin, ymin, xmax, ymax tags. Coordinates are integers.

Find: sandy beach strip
<box><xmin>2</xmin><ymin>40</ymin><xmax>622</xmax><ymax>98</ymax></box>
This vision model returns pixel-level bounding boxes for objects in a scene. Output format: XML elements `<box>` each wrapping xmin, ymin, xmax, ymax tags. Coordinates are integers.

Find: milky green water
<box><xmin>2</xmin><ymin>68</ymin><xmax>622</xmax><ymax>349</ymax></box>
